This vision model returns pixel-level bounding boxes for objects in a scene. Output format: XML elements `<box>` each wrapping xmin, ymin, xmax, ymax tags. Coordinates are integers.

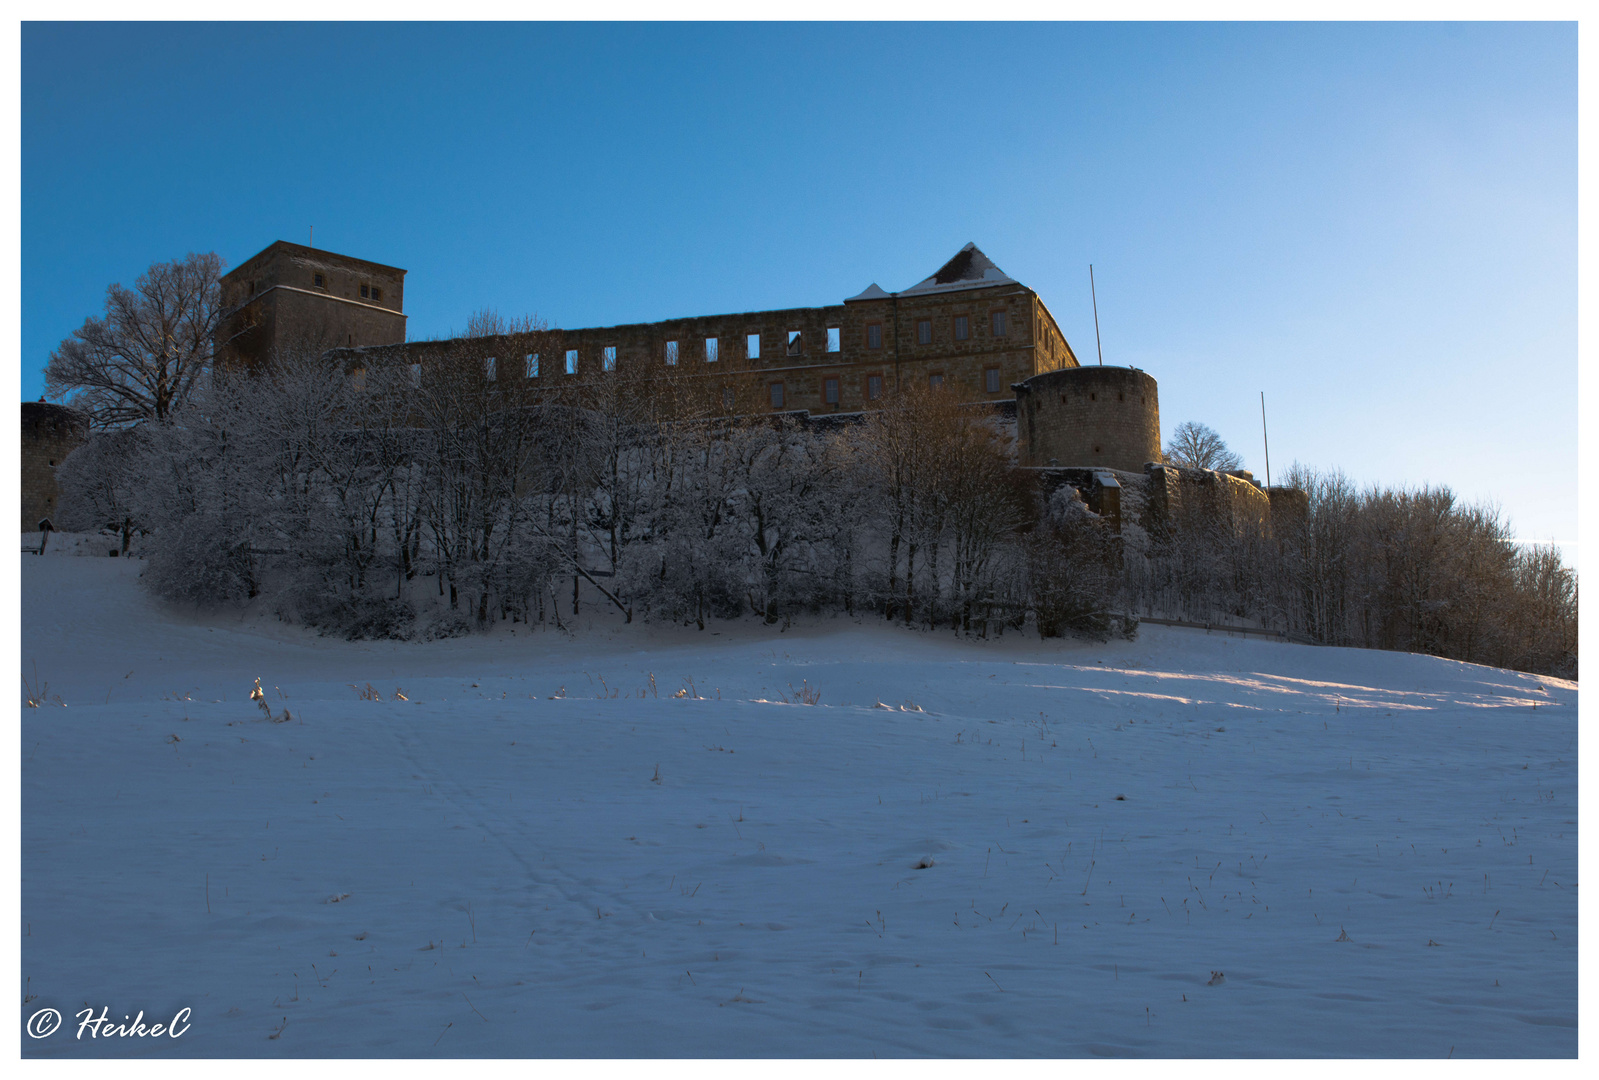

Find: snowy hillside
<box><xmin>20</xmin><ymin>549</ymin><xmax>1577</xmax><ymax>1057</ymax></box>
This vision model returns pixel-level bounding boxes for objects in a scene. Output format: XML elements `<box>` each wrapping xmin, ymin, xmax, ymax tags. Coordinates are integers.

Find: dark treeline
<box><xmin>56</xmin><ymin>320</ymin><xmax>1576</xmax><ymax>678</ymax></box>
<box><xmin>1130</xmin><ymin>465</ymin><xmax>1577</xmax><ymax>678</ymax></box>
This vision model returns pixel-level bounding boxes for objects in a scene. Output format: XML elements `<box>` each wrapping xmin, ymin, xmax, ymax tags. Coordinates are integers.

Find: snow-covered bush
<box><xmin>145</xmin><ymin>510</ymin><xmax>258</xmax><ymax>606</ymax></box>
<box><xmin>55</xmin><ymin>427</ymin><xmax>149</xmax><ymax>553</ymax></box>
<box><xmin>1029</xmin><ymin>492</ymin><xmax>1117</xmax><ymax>640</ymax></box>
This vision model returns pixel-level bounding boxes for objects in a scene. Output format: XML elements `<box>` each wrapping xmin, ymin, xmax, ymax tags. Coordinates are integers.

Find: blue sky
<box><xmin>21</xmin><ymin>22</ymin><xmax>1576</xmax><ymax>556</ymax></box>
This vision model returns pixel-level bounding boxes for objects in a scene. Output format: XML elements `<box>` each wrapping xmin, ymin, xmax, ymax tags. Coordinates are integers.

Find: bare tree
<box><xmin>413</xmin><ymin>310</ymin><xmax>559</xmax><ymax>625</ymax></box>
<box><xmin>1164</xmin><ymin>421</ymin><xmax>1243</xmax><ymax>472</ymax></box>
<box><xmin>45</xmin><ymin>252</ymin><xmax>231</xmax><ymax>428</ymax></box>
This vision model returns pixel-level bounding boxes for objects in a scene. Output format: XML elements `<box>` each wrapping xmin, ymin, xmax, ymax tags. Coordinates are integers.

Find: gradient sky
<box><xmin>20</xmin><ymin>22</ymin><xmax>1577</xmax><ymax>559</ymax></box>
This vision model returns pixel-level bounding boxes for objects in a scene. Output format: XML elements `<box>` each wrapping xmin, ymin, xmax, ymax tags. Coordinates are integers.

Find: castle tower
<box><xmin>1013</xmin><ymin>365</ymin><xmax>1161</xmax><ymax>472</ymax></box>
<box><xmin>21</xmin><ymin>401</ymin><xmax>88</xmax><ymax>531</ymax></box>
<box><xmin>215</xmin><ymin>241</ymin><xmax>407</xmax><ymax>373</ymax></box>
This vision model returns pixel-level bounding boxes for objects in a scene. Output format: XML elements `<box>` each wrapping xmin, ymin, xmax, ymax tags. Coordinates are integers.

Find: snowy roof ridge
<box><xmin>899</xmin><ymin>243</ymin><xmax>1018</xmax><ymax>296</ymax></box>
<box><xmin>844</xmin><ymin>246</ymin><xmax>1020</xmax><ymax>303</ymax></box>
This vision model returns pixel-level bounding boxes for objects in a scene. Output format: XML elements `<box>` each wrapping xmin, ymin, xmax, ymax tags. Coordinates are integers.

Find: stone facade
<box><xmin>216</xmin><ymin>241</ymin><xmax>407</xmax><ymax>372</ymax></box>
<box><xmin>21</xmin><ymin>402</ymin><xmax>88</xmax><ymax>531</ymax></box>
<box><xmin>297</xmin><ymin>241</ymin><xmax>1081</xmax><ymax>416</ymax></box>
<box><xmin>1012</xmin><ymin>365</ymin><xmax>1161</xmax><ymax>472</ymax></box>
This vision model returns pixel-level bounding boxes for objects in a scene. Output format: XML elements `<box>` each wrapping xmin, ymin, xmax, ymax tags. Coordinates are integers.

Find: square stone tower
<box><xmin>215</xmin><ymin>241</ymin><xmax>406</xmax><ymax>373</ymax></box>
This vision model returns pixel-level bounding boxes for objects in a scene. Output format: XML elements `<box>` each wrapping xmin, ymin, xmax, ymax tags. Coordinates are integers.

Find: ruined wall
<box><xmin>1013</xmin><ymin>366</ymin><xmax>1161</xmax><ymax>472</ymax></box>
<box><xmin>330</xmin><ymin>282</ymin><xmax>1066</xmax><ymax>418</ymax></box>
<box><xmin>21</xmin><ymin>402</ymin><xmax>87</xmax><ymax>531</ymax></box>
<box><xmin>1019</xmin><ymin>466</ymin><xmax>1144</xmax><ymax>534</ymax></box>
<box><xmin>1141</xmin><ymin>462</ymin><xmax>1272</xmax><ymax>542</ymax></box>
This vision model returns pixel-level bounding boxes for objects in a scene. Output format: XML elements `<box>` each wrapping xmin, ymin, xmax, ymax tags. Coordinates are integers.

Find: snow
<box><xmin>20</xmin><ymin>545</ymin><xmax>1578</xmax><ymax>1058</ymax></box>
<box><xmin>844</xmin><ymin>283</ymin><xmax>892</xmax><ymax>302</ymax></box>
<box><xmin>898</xmin><ymin>243</ymin><xmax>1019</xmax><ymax>297</ymax></box>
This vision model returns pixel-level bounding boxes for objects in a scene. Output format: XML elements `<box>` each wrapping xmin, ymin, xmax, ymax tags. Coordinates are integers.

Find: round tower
<box><xmin>1013</xmin><ymin>366</ymin><xmax>1160</xmax><ymax>472</ymax></box>
<box><xmin>21</xmin><ymin>401</ymin><xmax>88</xmax><ymax>531</ymax></box>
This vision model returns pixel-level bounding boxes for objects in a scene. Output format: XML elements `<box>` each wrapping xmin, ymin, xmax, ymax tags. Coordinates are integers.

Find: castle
<box><xmin>31</xmin><ymin>239</ymin><xmax>1287</xmax><ymax>535</ymax></box>
<box><xmin>214</xmin><ymin>239</ymin><xmax>1164</xmax><ymax>474</ymax></box>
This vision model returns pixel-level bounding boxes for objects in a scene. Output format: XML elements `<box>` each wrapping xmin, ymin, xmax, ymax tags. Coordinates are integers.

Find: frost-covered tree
<box><xmin>412</xmin><ymin>310</ymin><xmax>565</xmax><ymax>625</ymax></box>
<box><xmin>45</xmin><ymin>252</ymin><xmax>232</xmax><ymax>428</ymax></box>
<box><xmin>55</xmin><ymin>427</ymin><xmax>149</xmax><ymax>553</ymax></box>
<box><xmin>857</xmin><ymin>382</ymin><xmax>1028</xmax><ymax>630</ymax></box>
<box><xmin>1164</xmin><ymin>421</ymin><xmax>1243</xmax><ymax>472</ymax></box>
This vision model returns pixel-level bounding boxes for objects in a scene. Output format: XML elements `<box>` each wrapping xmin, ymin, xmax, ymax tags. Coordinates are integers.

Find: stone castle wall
<box><xmin>21</xmin><ymin>402</ymin><xmax>87</xmax><ymax>531</ymax></box>
<box><xmin>1142</xmin><ymin>462</ymin><xmax>1273</xmax><ymax>541</ymax></box>
<box><xmin>330</xmin><ymin>282</ymin><xmax>1076</xmax><ymax>417</ymax></box>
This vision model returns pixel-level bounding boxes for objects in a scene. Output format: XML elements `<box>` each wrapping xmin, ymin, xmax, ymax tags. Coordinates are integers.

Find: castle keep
<box><xmin>217</xmin><ymin>241</ymin><xmax>407</xmax><ymax>372</ymax></box>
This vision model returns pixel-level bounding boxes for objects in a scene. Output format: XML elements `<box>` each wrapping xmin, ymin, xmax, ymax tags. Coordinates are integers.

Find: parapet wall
<box><xmin>1142</xmin><ymin>462</ymin><xmax>1272</xmax><ymax>542</ymax></box>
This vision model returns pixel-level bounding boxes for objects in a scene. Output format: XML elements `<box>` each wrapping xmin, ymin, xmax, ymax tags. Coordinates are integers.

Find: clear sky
<box><xmin>20</xmin><ymin>21</ymin><xmax>1577</xmax><ymax>559</ymax></box>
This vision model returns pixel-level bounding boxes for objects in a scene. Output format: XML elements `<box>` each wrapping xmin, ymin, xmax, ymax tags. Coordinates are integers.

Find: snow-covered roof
<box><xmin>898</xmin><ymin>243</ymin><xmax>1018</xmax><ymax>297</ymax></box>
<box><xmin>843</xmin><ymin>245</ymin><xmax>1021</xmax><ymax>302</ymax></box>
<box><xmin>844</xmin><ymin>283</ymin><xmax>892</xmax><ymax>302</ymax></box>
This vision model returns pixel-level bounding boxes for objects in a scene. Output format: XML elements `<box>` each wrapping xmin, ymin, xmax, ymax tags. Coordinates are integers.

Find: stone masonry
<box><xmin>21</xmin><ymin>402</ymin><xmax>88</xmax><ymax>531</ymax></box>
<box><xmin>303</xmin><ymin>241</ymin><xmax>1082</xmax><ymax>417</ymax></box>
<box><xmin>216</xmin><ymin>241</ymin><xmax>407</xmax><ymax>372</ymax></box>
<box><xmin>1012</xmin><ymin>365</ymin><xmax>1161</xmax><ymax>472</ymax></box>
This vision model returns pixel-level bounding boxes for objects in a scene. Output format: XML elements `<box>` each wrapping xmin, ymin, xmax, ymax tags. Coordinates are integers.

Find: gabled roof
<box><xmin>899</xmin><ymin>243</ymin><xmax>1017</xmax><ymax>296</ymax></box>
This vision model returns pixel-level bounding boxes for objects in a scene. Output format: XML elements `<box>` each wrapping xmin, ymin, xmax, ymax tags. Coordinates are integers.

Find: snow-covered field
<box><xmin>20</xmin><ymin>544</ymin><xmax>1578</xmax><ymax>1058</ymax></box>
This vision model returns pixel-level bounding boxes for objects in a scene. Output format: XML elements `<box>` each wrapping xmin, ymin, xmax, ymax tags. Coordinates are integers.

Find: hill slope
<box><xmin>21</xmin><ymin>553</ymin><xmax>1577</xmax><ymax>1057</ymax></box>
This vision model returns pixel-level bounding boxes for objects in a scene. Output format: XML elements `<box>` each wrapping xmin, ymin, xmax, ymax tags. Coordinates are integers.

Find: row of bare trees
<box><xmin>55</xmin><ymin>320</ymin><xmax>1574</xmax><ymax>674</ymax></box>
<box><xmin>57</xmin><ymin>319</ymin><xmax>1121</xmax><ymax>642</ymax></box>
<box><xmin>1125</xmin><ymin>464</ymin><xmax>1577</xmax><ymax>677</ymax></box>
